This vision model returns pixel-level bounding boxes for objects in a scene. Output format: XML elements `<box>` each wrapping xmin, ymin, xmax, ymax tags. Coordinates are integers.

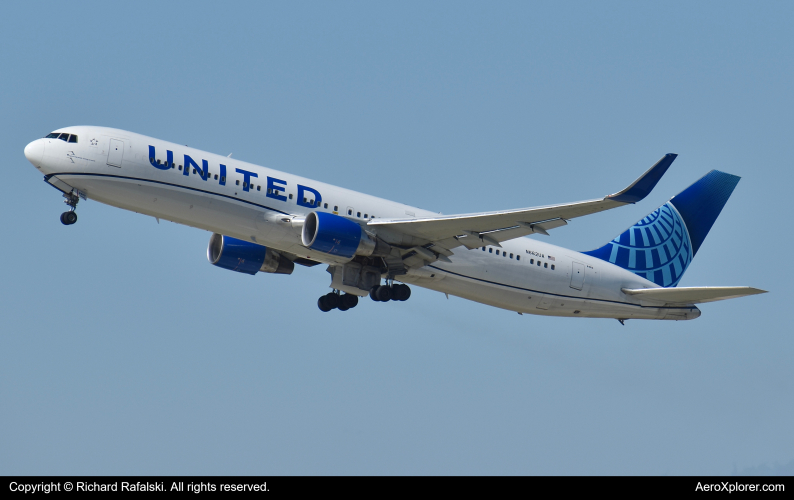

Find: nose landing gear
<box><xmin>60</xmin><ymin>191</ymin><xmax>80</xmax><ymax>225</ymax></box>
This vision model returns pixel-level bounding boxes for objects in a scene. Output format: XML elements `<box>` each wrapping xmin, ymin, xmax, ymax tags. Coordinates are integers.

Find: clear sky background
<box><xmin>1</xmin><ymin>1</ymin><xmax>792</xmax><ymax>475</ymax></box>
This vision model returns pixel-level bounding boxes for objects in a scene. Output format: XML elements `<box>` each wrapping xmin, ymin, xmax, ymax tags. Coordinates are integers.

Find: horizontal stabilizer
<box><xmin>622</xmin><ymin>286</ymin><xmax>767</xmax><ymax>305</ymax></box>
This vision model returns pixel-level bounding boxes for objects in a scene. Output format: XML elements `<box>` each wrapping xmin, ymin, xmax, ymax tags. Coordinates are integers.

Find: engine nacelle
<box><xmin>207</xmin><ymin>234</ymin><xmax>294</xmax><ymax>275</ymax></box>
<box><xmin>301</xmin><ymin>211</ymin><xmax>391</xmax><ymax>259</ymax></box>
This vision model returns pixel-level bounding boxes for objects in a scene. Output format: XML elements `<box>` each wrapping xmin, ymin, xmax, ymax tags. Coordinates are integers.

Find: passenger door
<box><xmin>570</xmin><ymin>261</ymin><xmax>585</xmax><ymax>290</ymax></box>
<box><xmin>107</xmin><ymin>139</ymin><xmax>124</xmax><ymax>168</ymax></box>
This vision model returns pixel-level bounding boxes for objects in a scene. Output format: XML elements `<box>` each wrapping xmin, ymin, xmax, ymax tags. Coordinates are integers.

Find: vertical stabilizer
<box><xmin>583</xmin><ymin>170</ymin><xmax>740</xmax><ymax>287</ymax></box>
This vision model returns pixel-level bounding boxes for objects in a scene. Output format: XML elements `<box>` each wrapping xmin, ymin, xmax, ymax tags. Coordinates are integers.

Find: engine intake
<box><xmin>207</xmin><ymin>234</ymin><xmax>294</xmax><ymax>275</ymax></box>
<box><xmin>301</xmin><ymin>211</ymin><xmax>390</xmax><ymax>259</ymax></box>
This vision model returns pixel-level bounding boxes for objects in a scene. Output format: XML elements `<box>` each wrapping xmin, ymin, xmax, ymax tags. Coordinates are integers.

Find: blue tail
<box><xmin>583</xmin><ymin>170</ymin><xmax>740</xmax><ymax>287</ymax></box>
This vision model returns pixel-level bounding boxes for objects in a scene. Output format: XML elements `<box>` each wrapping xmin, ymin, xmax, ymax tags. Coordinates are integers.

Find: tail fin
<box><xmin>583</xmin><ymin>170</ymin><xmax>740</xmax><ymax>287</ymax></box>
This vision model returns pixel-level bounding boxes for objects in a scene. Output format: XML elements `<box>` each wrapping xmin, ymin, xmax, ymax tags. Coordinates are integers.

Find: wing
<box><xmin>369</xmin><ymin>154</ymin><xmax>677</xmax><ymax>255</ymax></box>
<box><xmin>622</xmin><ymin>286</ymin><xmax>767</xmax><ymax>305</ymax></box>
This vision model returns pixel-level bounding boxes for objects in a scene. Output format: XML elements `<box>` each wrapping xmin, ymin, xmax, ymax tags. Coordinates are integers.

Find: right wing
<box><xmin>370</xmin><ymin>154</ymin><xmax>677</xmax><ymax>252</ymax></box>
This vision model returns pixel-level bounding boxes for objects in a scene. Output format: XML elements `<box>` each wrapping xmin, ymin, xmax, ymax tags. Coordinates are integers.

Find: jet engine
<box><xmin>301</xmin><ymin>212</ymin><xmax>390</xmax><ymax>259</ymax></box>
<box><xmin>207</xmin><ymin>233</ymin><xmax>294</xmax><ymax>275</ymax></box>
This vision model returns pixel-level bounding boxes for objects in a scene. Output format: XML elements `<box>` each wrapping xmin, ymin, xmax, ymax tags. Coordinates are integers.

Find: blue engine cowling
<box><xmin>300</xmin><ymin>212</ymin><xmax>390</xmax><ymax>259</ymax></box>
<box><xmin>207</xmin><ymin>234</ymin><xmax>294</xmax><ymax>275</ymax></box>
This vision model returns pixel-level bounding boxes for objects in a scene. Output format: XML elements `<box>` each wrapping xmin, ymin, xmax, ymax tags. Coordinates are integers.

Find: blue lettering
<box><xmin>236</xmin><ymin>168</ymin><xmax>258</xmax><ymax>192</ymax></box>
<box><xmin>297</xmin><ymin>185</ymin><xmax>322</xmax><ymax>208</ymax></box>
<box><xmin>184</xmin><ymin>155</ymin><xmax>208</xmax><ymax>180</ymax></box>
<box><xmin>219</xmin><ymin>164</ymin><xmax>227</xmax><ymax>185</ymax></box>
<box><xmin>148</xmin><ymin>145</ymin><xmax>171</xmax><ymax>171</ymax></box>
<box><xmin>267</xmin><ymin>176</ymin><xmax>287</xmax><ymax>201</ymax></box>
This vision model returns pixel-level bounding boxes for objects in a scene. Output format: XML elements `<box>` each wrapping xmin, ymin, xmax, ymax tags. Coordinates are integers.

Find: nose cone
<box><xmin>24</xmin><ymin>139</ymin><xmax>44</xmax><ymax>166</ymax></box>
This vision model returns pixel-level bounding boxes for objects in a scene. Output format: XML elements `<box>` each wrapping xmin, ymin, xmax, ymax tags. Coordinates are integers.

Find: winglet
<box><xmin>606</xmin><ymin>154</ymin><xmax>677</xmax><ymax>204</ymax></box>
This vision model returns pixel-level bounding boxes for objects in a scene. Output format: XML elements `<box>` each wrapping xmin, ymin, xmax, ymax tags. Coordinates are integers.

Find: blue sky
<box><xmin>1</xmin><ymin>1</ymin><xmax>792</xmax><ymax>475</ymax></box>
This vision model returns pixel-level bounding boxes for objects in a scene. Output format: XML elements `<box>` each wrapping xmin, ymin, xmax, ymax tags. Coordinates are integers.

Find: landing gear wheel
<box><xmin>318</xmin><ymin>296</ymin><xmax>333</xmax><ymax>312</ymax></box>
<box><xmin>393</xmin><ymin>284</ymin><xmax>411</xmax><ymax>301</ymax></box>
<box><xmin>341</xmin><ymin>293</ymin><xmax>359</xmax><ymax>309</ymax></box>
<box><xmin>375</xmin><ymin>286</ymin><xmax>392</xmax><ymax>302</ymax></box>
<box><xmin>325</xmin><ymin>293</ymin><xmax>340</xmax><ymax>310</ymax></box>
<box><xmin>60</xmin><ymin>211</ymin><xmax>77</xmax><ymax>225</ymax></box>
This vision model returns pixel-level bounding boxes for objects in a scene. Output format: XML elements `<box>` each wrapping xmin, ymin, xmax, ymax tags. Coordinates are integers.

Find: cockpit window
<box><xmin>45</xmin><ymin>132</ymin><xmax>78</xmax><ymax>142</ymax></box>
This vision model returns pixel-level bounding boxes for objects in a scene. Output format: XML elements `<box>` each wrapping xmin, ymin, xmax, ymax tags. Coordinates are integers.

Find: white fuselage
<box><xmin>25</xmin><ymin>126</ymin><xmax>700</xmax><ymax>320</ymax></box>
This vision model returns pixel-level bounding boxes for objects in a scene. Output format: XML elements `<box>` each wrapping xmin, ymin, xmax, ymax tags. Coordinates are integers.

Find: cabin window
<box><xmin>243</xmin><ymin>182</ymin><xmax>248</xmax><ymax>188</ymax></box>
<box><xmin>68</xmin><ymin>135</ymin><xmax>78</xmax><ymax>143</ymax></box>
<box><xmin>214</xmin><ymin>174</ymin><xmax>218</xmax><ymax>180</ymax></box>
<box><xmin>324</xmin><ymin>203</ymin><xmax>328</xmax><ymax>209</ymax></box>
<box><xmin>357</xmin><ymin>212</ymin><xmax>361</xmax><ymax>218</ymax></box>
<box><xmin>530</xmin><ymin>259</ymin><xmax>534</xmax><ymax>264</ymax></box>
<box><xmin>156</xmin><ymin>159</ymin><xmax>161</xmax><ymax>164</ymax></box>
<box><xmin>489</xmin><ymin>248</ymin><xmax>493</xmax><ymax>253</ymax></box>
<box><xmin>537</xmin><ymin>261</ymin><xmax>541</xmax><ymax>266</ymax></box>
<box><xmin>149</xmin><ymin>157</ymin><xmax>154</xmax><ymax>162</ymax></box>
<box><xmin>236</xmin><ymin>180</ymin><xmax>240</xmax><ymax>185</ymax></box>
<box><xmin>220</xmin><ymin>176</ymin><xmax>225</xmax><ymax>182</ymax></box>
<box><xmin>544</xmin><ymin>262</ymin><xmax>548</xmax><ymax>268</ymax></box>
<box><xmin>45</xmin><ymin>133</ymin><xmax>59</xmax><ymax>138</ymax></box>
<box><xmin>303</xmin><ymin>197</ymin><xmax>307</xmax><ymax>203</ymax></box>
<box><xmin>334</xmin><ymin>206</ymin><xmax>338</xmax><ymax>211</ymax></box>
<box><xmin>551</xmin><ymin>264</ymin><xmax>555</xmax><ymax>270</ymax></box>
<box><xmin>496</xmin><ymin>250</ymin><xmax>500</xmax><ymax>255</ymax></box>
<box><xmin>193</xmin><ymin>169</ymin><xmax>197</xmax><ymax>175</ymax></box>
<box><xmin>310</xmin><ymin>199</ymin><xmax>314</xmax><ymax>205</ymax></box>
<box><xmin>289</xmin><ymin>194</ymin><xmax>293</xmax><ymax>199</ymax></box>
<box><xmin>503</xmin><ymin>252</ymin><xmax>507</xmax><ymax>257</ymax></box>
<box><xmin>348</xmin><ymin>209</ymin><xmax>352</xmax><ymax>215</ymax></box>
<box><xmin>257</xmin><ymin>185</ymin><xmax>261</xmax><ymax>191</ymax></box>
<box><xmin>510</xmin><ymin>253</ymin><xmax>513</xmax><ymax>258</ymax></box>
<box><xmin>516</xmin><ymin>255</ymin><xmax>520</xmax><ymax>261</ymax></box>
<box><xmin>482</xmin><ymin>247</ymin><xmax>486</xmax><ymax>251</ymax></box>
<box><xmin>364</xmin><ymin>213</ymin><xmax>368</xmax><ymax>218</ymax></box>
<box><xmin>179</xmin><ymin>165</ymin><xmax>182</xmax><ymax>171</ymax></box>
<box><xmin>171</xmin><ymin>164</ymin><xmax>175</xmax><ymax>169</ymax></box>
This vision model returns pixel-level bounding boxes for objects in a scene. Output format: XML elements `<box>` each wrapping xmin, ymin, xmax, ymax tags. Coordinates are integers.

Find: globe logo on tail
<box><xmin>589</xmin><ymin>202</ymin><xmax>693</xmax><ymax>287</ymax></box>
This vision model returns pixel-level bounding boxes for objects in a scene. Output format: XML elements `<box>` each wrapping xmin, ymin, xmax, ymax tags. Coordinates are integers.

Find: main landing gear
<box><xmin>60</xmin><ymin>191</ymin><xmax>79</xmax><ymax>226</ymax></box>
<box><xmin>318</xmin><ymin>291</ymin><xmax>359</xmax><ymax>312</ymax></box>
<box><xmin>317</xmin><ymin>284</ymin><xmax>412</xmax><ymax>312</ymax></box>
<box><xmin>370</xmin><ymin>283</ymin><xmax>411</xmax><ymax>302</ymax></box>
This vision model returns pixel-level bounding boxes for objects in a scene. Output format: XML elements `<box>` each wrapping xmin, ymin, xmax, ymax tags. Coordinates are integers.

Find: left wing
<box><xmin>622</xmin><ymin>286</ymin><xmax>767</xmax><ymax>305</ymax></box>
<box><xmin>369</xmin><ymin>154</ymin><xmax>677</xmax><ymax>251</ymax></box>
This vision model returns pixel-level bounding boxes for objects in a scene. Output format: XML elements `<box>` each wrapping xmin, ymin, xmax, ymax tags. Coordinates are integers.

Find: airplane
<box><xmin>24</xmin><ymin>126</ymin><xmax>766</xmax><ymax>322</ymax></box>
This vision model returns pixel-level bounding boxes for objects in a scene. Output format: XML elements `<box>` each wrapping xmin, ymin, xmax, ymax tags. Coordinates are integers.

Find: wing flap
<box><xmin>622</xmin><ymin>286</ymin><xmax>767</xmax><ymax>305</ymax></box>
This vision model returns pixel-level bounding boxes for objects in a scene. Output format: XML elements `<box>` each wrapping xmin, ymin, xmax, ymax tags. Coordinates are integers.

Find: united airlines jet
<box><xmin>24</xmin><ymin>127</ymin><xmax>765</xmax><ymax>322</ymax></box>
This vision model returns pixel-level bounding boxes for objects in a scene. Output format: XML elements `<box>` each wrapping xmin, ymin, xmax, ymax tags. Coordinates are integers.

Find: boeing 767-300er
<box><xmin>24</xmin><ymin>127</ymin><xmax>766</xmax><ymax>321</ymax></box>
